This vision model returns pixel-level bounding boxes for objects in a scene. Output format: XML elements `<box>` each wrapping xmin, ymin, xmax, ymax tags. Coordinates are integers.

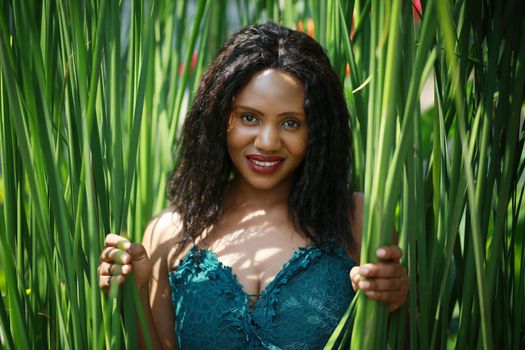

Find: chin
<box><xmin>249</xmin><ymin>180</ymin><xmax>281</xmax><ymax>191</ymax></box>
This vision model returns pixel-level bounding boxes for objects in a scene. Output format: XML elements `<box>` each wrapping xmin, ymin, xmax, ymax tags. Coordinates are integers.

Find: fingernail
<box><xmin>365</xmin><ymin>291</ymin><xmax>375</xmax><ymax>298</ymax></box>
<box><xmin>377</xmin><ymin>248</ymin><xmax>387</xmax><ymax>258</ymax></box>
<box><xmin>116</xmin><ymin>253</ymin><xmax>130</xmax><ymax>264</ymax></box>
<box><xmin>359</xmin><ymin>267</ymin><xmax>369</xmax><ymax>275</ymax></box>
<box><xmin>117</xmin><ymin>240</ymin><xmax>131</xmax><ymax>251</ymax></box>
<box><xmin>360</xmin><ymin>281</ymin><xmax>370</xmax><ymax>289</ymax></box>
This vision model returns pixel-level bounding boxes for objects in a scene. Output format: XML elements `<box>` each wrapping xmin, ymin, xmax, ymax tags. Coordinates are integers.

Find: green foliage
<box><xmin>0</xmin><ymin>0</ymin><xmax>524</xmax><ymax>349</ymax></box>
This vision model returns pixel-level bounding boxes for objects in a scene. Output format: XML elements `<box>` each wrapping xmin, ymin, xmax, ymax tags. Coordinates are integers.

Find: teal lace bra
<box><xmin>168</xmin><ymin>238</ymin><xmax>356</xmax><ymax>349</ymax></box>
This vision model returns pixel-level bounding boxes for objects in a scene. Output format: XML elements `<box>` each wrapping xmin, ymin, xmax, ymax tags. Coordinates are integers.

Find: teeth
<box><xmin>252</xmin><ymin>159</ymin><xmax>280</xmax><ymax>167</ymax></box>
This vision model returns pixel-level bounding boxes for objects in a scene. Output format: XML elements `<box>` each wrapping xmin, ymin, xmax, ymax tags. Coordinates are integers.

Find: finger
<box><xmin>388</xmin><ymin>299</ymin><xmax>406</xmax><ymax>312</ymax></box>
<box><xmin>98</xmin><ymin>262</ymin><xmax>133</xmax><ymax>276</ymax></box>
<box><xmin>100</xmin><ymin>247</ymin><xmax>131</xmax><ymax>265</ymax></box>
<box><xmin>121</xmin><ymin>264</ymin><xmax>132</xmax><ymax>275</ymax></box>
<box><xmin>376</xmin><ymin>245</ymin><xmax>403</xmax><ymax>261</ymax></box>
<box><xmin>99</xmin><ymin>275</ymin><xmax>111</xmax><ymax>292</ymax></box>
<box><xmin>98</xmin><ymin>275</ymin><xmax>125</xmax><ymax>294</ymax></box>
<box><xmin>349</xmin><ymin>266</ymin><xmax>361</xmax><ymax>291</ymax></box>
<box><xmin>353</xmin><ymin>274</ymin><xmax>363</xmax><ymax>287</ymax></box>
<box><xmin>357</xmin><ymin>277</ymin><xmax>407</xmax><ymax>292</ymax></box>
<box><xmin>99</xmin><ymin>247</ymin><xmax>114</xmax><ymax>262</ymax></box>
<box><xmin>98</xmin><ymin>262</ymin><xmax>114</xmax><ymax>276</ymax></box>
<box><xmin>349</xmin><ymin>266</ymin><xmax>360</xmax><ymax>281</ymax></box>
<box><xmin>363</xmin><ymin>289</ymin><xmax>406</xmax><ymax>303</ymax></box>
<box><xmin>357</xmin><ymin>262</ymin><xmax>405</xmax><ymax>279</ymax></box>
<box><xmin>99</xmin><ymin>275</ymin><xmax>126</xmax><ymax>289</ymax></box>
<box><xmin>105</xmin><ymin>233</ymin><xmax>131</xmax><ymax>250</ymax></box>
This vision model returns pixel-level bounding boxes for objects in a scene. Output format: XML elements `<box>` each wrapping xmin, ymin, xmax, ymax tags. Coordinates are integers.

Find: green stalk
<box><xmin>352</xmin><ymin>1</ymin><xmax>403</xmax><ymax>348</ymax></box>
<box><xmin>0</xmin><ymin>67</ymin><xmax>30</xmax><ymax>350</ymax></box>
<box><xmin>436</xmin><ymin>1</ymin><xmax>492</xmax><ymax>348</ymax></box>
<box><xmin>167</xmin><ymin>0</ymin><xmax>209</xmax><ymax>148</ymax></box>
<box><xmin>108</xmin><ymin>0</ymin><xmax>124</xmax><ymax>234</ymax></box>
<box><xmin>485</xmin><ymin>15</ymin><xmax>525</xmax><ymax>306</ymax></box>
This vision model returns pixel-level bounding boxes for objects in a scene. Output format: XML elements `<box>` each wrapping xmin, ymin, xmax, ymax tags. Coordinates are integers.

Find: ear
<box><xmin>227</xmin><ymin>112</ymin><xmax>235</xmax><ymax>133</ymax></box>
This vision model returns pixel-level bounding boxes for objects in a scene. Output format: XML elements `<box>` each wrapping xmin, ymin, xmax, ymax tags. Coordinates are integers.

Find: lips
<box><xmin>246</xmin><ymin>154</ymin><xmax>284</xmax><ymax>174</ymax></box>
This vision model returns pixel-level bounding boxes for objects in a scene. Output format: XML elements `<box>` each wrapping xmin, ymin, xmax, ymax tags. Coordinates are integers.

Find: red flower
<box><xmin>178</xmin><ymin>51</ymin><xmax>198</xmax><ymax>75</ymax></box>
<box><xmin>413</xmin><ymin>0</ymin><xmax>422</xmax><ymax>21</ymax></box>
<box><xmin>307</xmin><ymin>19</ymin><xmax>314</xmax><ymax>38</ymax></box>
<box><xmin>297</xmin><ymin>19</ymin><xmax>304</xmax><ymax>32</ymax></box>
<box><xmin>350</xmin><ymin>13</ymin><xmax>356</xmax><ymax>41</ymax></box>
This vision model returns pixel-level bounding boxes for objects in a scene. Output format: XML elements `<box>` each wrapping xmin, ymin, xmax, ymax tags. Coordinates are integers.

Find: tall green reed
<box><xmin>0</xmin><ymin>0</ymin><xmax>214</xmax><ymax>348</ymax></box>
<box><xmin>325</xmin><ymin>0</ymin><xmax>525</xmax><ymax>349</ymax></box>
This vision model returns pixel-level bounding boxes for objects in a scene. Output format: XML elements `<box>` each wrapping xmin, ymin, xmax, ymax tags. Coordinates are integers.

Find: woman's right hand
<box><xmin>98</xmin><ymin>233</ymin><xmax>151</xmax><ymax>293</ymax></box>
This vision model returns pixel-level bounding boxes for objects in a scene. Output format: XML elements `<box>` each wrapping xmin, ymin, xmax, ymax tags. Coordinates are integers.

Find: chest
<box><xmin>197</xmin><ymin>210</ymin><xmax>310</xmax><ymax>297</ymax></box>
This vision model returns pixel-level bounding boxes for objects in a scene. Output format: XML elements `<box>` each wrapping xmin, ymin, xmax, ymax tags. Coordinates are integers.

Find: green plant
<box><xmin>330</xmin><ymin>0</ymin><xmax>525</xmax><ymax>349</ymax></box>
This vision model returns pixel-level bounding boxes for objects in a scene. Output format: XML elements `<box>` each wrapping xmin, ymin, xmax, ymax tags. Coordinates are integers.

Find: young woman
<box><xmin>98</xmin><ymin>23</ymin><xmax>409</xmax><ymax>349</ymax></box>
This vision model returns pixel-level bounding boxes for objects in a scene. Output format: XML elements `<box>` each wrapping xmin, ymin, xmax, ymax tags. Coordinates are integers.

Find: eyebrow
<box><xmin>233</xmin><ymin>105</ymin><xmax>305</xmax><ymax>117</ymax></box>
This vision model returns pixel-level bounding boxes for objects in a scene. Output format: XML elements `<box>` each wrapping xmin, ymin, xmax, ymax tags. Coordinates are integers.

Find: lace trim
<box><xmin>253</xmin><ymin>245</ymin><xmax>324</xmax><ymax>325</ymax></box>
<box><xmin>168</xmin><ymin>239</ymin><xmax>356</xmax><ymax>349</ymax></box>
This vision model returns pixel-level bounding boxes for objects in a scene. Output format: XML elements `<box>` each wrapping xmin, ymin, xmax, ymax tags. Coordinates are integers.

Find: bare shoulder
<box><xmin>142</xmin><ymin>208</ymin><xmax>183</xmax><ymax>266</ymax></box>
<box><xmin>141</xmin><ymin>208</ymin><xmax>183</xmax><ymax>350</ymax></box>
<box><xmin>142</xmin><ymin>208</ymin><xmax>182</xmax><ymax>245</ymax></box>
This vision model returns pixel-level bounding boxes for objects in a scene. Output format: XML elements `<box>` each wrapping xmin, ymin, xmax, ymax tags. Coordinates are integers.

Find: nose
<box><xmin>254</xmin><ymin>124</ymin><xmax>281</xmax><ymax>152</ymax></box>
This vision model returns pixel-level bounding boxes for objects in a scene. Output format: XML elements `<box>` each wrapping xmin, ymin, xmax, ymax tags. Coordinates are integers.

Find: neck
<box><xmin>224</xmin><ymin>175</ymin><xmax>293</xmax><ymax>212</ymax></box>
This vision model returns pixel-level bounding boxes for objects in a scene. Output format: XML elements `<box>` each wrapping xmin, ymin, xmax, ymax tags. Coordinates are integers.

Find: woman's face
<box><xmin>227</xmin><ymin>69</ymin><xmax>308</xmax><ymax>192</ymax></box>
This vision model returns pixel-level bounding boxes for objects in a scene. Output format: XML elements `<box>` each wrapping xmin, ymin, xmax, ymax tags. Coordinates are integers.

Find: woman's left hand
<box><xmin>349</xmin><ymin>245</ymin><xmax>409</xmax><ymax>312</ymax></box>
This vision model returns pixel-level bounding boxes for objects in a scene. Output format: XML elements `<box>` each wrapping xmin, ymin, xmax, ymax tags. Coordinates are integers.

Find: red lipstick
<box><xmin>246</xmin><ymin>154</ymin><xmax>284</xmax><ymax>174</ymax></box>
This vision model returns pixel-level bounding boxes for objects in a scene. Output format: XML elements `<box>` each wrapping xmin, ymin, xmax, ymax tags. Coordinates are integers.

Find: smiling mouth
<box><xmin>246</xmin><ymin>155</ymin><xmax>284</xmax><ymax>174</ymax></box>
<box><xmin>251</xmin><ymin>159</ymin><xmax>281</xmax><ymax>167</ymax></box>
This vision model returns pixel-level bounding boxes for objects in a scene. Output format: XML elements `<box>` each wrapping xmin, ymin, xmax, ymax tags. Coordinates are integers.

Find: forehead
<box><xmin>233</xmin><ymin>69</ymin><xmax>305</xmax><ymax>114</ymax></box>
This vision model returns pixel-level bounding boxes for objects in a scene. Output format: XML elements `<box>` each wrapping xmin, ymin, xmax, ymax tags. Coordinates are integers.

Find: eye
<box><xmin>282</xmin><ymin>119</ymin><xmax>300</xmax><ymax>129</ymax></box>
<box><xmin>241</xmin><ymin>113</ymin><xmax>258</xmax><ymax>124</ymax></box>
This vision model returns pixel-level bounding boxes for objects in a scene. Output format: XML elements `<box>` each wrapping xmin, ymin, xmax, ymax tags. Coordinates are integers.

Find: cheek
<box><xmin>226</xmin><ymin>132</ymin><xmax>238</xmax><ymax>157</ymax></box>
<box><xmin>287</xmin><ymin>130</ymin><xmax>308</xmax><ymax>158</ymax></box>
<box><xmin>227</xmin><ymin>125</ymin><xmax>251</xmax><ymax>154</ymax></box>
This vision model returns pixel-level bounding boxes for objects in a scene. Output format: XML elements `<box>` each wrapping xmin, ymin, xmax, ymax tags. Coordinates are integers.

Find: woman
<box><xmin>98</xmin><ymin>23</ymin><xmax>409</xmax><ymax>349</ymax></box>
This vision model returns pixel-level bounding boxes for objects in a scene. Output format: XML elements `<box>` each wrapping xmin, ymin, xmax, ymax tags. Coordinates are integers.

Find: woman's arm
<box><xmin>140</xmin><ymin>211</ymin><xmax>180</xmax><ymax>349</ymax></box>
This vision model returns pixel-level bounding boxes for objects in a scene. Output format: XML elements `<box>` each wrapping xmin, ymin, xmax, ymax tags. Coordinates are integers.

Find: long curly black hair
<box><xmin>167</xmin><ymin>22</ymin><xmax>355</xmax><ymax>249</ymax></box>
